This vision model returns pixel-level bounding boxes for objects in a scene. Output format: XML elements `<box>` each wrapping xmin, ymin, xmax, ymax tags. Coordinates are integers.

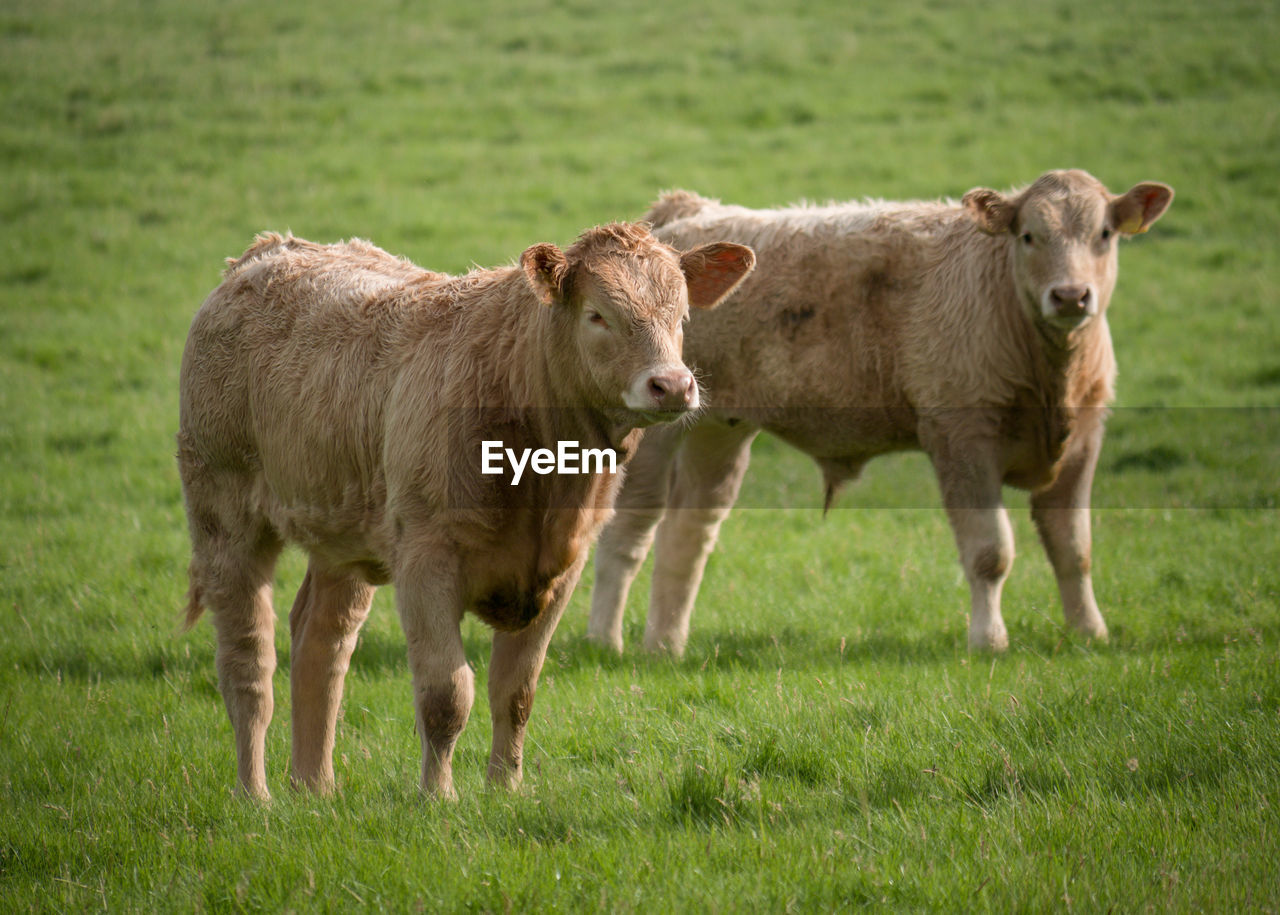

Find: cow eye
<box><xmin>586</xmin><ymin>310</ymin><xmax>608</xmax><ymax>328</ymax></box>
<box><xmin>1020</xmin><ymin>232</ymin><xmax>1034</xmax><ymax>246</ymax></box>
<box><xmin>1100</xmin><ymin>227</ymin><xmax>1113</xmax><ymax>241</ymax></box>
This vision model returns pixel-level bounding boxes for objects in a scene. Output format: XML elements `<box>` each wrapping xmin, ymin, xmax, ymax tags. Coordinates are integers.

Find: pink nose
<box><xmin>1049</xmin><ymin>284</ymin><xmax>1092</xmax><ymax>317</ymax></box>
<box><xmin>646</xmin><ymin>369</ymin><xmax>696</xmax><ymax>411</ymax></box>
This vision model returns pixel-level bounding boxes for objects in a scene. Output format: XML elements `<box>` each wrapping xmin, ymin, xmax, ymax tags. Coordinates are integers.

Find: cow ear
<box><xmin>963</xmin><ymin>187</ymin><xmax>1017</xmax><ymax>235</ymax></box>
<box><xmin>679</xmin><ymin>242</ymin><xmax>756</xmax><ymax>310</ymax></box>
<box><xmin>1111</xmin><ymin>182</ymin><xmax>1174</xmax><ymax>235</ymax></box>
<box><xmin>520</xmin><ymin>243</ymin><xmax>569</xmax><ymax>306</ymax></box>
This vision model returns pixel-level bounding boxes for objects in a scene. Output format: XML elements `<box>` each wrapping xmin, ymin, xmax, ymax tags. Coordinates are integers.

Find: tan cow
<box><xmin>178</xmin><ymin>226</ymin><xmax>754</xmax><ymax>799</ymax></box>
<box><xmin>587</xmin><ymin>170</ymin><xmax>1173</xmax><ymax>656</ymax></box>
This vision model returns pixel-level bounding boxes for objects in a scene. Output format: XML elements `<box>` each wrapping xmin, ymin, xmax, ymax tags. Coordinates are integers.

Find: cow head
<box><xmin>964</xmin><ymin>170</ymin><xmax>1173</xmax><ymax>332</ymax></box>
<box><xmin>521</xmin><ymin>223</ymin><xmax>755</xmax><ymax>424</ymax></box>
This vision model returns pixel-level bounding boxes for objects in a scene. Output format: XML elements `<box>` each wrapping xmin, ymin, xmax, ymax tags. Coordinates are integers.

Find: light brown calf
<box><xmin>178</xmin><ymin>226</ymin><xmax>754</xmax><ymax>798</ymax></box>
<box><xmin>587</xmin><ymin>170</ymin><xmax>1172</xmax><ymax>655</ymax></box>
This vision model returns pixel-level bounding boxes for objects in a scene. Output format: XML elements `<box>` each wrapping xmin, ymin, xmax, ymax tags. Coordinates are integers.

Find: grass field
<box><xmin>2</xmin><ymin>0</ymin><xmax>1279</xmax><ymax>910</ymax></box>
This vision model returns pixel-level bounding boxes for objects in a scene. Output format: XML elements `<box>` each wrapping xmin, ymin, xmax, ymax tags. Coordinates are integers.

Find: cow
<box><xmin>177</xmin><ymin>226</ymin><xmax>754</xmax><ymax>799</ymax></box>
<box><xmin>586</xmin><ymin>170</ymin><xmax>1173</xmax><ymax>657</ymax></box>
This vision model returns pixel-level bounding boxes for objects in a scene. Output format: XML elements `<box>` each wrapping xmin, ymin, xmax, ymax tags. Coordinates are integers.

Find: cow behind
<box><xmin>178</xmin><ymin>225</ymin><xmax>754</xmax><ymax>799</ymax></box>
<box><xmin>586</xmin><ymin>170</ymin><xmax>1172</xmax><ymax>656</ymax></box>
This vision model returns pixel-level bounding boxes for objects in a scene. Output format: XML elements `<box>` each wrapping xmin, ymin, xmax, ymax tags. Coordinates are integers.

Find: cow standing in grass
<box><xmin>178</xmin><ymin>226</ymin><xmax>754</xmax><ymax>799</ymax></box>
<box><xmin>587</xmin><ymin>170</ymin><xmax>1172</xmax><ymax>656</ymax></box>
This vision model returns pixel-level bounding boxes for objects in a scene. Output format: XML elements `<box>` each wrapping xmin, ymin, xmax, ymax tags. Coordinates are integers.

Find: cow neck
<box><xmin>990</xmin><ymin>239</ymin><xmax>1110</xmax><ymax>413</ymax></box>
<box><xmin>479</xmin><ymin>271</ymin><xmax>624</xmax><ymax>455</ymax></box>
<box><xmin>971</xmin><ymin>236</ymin><xmax>1114</xmax><ymax>472</ymax></box>
<box><xmin>1035</xmin><ymin>320</ymin><xmax>1109</xmax><ymax>402</ymax></box>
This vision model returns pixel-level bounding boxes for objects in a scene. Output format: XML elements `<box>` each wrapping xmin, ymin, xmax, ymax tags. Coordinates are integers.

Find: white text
<box><xmin>481</xmin><ymin>440</ymin><xmax>617</xmax><ymax>485</ymax></box>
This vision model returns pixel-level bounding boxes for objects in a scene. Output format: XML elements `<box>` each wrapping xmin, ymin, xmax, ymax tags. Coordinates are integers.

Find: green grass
<box><xmin>2</xmin><ymin>0</ymin><xmax>1279</xmax><ymax>910</ymax></box>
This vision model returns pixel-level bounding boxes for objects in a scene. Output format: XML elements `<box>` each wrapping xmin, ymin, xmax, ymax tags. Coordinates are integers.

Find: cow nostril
<box><xmin>675</xmin><ymin>372</ymin><xmax>695</xmax><ymax>401</ymax></box>
<box><xmin>1051</xmin><ymin>285</ymin><xmax>1090</xmax><ymax>312</ymax></box>
<box><xmin>645</xmin><ymin>371</ymin><xmax>695</xmax><ymax>409</ymax></box>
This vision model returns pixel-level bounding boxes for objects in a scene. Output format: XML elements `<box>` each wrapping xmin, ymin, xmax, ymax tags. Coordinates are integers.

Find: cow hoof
<box><xmin>486</xmin><ymin>763</ymin><xmax>523</xmax><ymax>791</ymax></box>
<box><xmin>1068</xmin><ymin>612</ymin><xmax>1109</xmax><ymax>642</ymax></box>
<box><xmin>289</xmin><ymin>773</ymin><xmax>336</xmax><ymax>796</ymax></box>
<box><xmin>968</xmin><ymin>629</ymin><xmax>1010</xmax><ymax>653</ymax></box>
<box><xmin>235</xmin><ymin>783</ymin><xmax>272</xmax><ymax>804</ymax></box>
<box><xmin>422</xmin><ymin>783</ymin><xmax>459</xmax><ymax>802</ymax></box>
<box><xmin>585</xmin><ymin>630</ymin><xmax>625</xmax><ymax>654</ymax></box>
<box><xmin>642</xmin><ymin>636</ymin><xmax>686</xmax><ymax>659</ymax></box>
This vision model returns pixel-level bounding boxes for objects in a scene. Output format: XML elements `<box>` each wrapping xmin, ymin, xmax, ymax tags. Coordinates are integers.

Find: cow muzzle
<box><xmin>1042</xmin><ymin>283</ymin><xmax>1097</xmax><ymax>327</ymax></box>
<box><xmin>623</xmin><ymin>365</ymin><xmax>699</xmax><ymax>420</ymax></box>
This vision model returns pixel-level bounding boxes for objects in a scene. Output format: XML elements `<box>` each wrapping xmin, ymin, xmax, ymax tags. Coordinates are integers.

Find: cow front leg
<box><xmin>288</xmin><ymin>564</ymin><xmax>376</xmax><ymax>794</ymax></box>
<box><xmin>486</xmin><ymin>556</ymin><xmax>583</xmax><ymax>789</ymax></box>
<box><xmin>587</xmin><ymin>422</ymin><xmax>682</xmax><ymax>652</ymax></box>
<box><xmin>1031</xmin><ymin>422</ymin><xmax>1108</xmax><ymax>641</ymax></box>
<box><xmin>395</xmin><ymin>550</ymin><xmax>473</xmax><ymax>799</ymax></box>
<box><xmin>644</xmin><ymin>421</ymin><xmax>757</xmax><ymax>657</ymax></box>
<box><xmin>929</xmin><ymin>435</ymin><xmax>1014</xmax><ymax>652</ymax></box>
<box><xmin>947</xmin><ymin>504</ymin><xmax>1015</xmax><ymax>651</ymax></box>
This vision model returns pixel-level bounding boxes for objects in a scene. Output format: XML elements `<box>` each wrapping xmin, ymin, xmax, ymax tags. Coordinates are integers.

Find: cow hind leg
<box><xmin>288</xmin><ymin>564</ymin><xmax>376</xmax><ymax>794</ymax></box>
<box><xmin>181</xmin><ymin>467</ymin><xmax>283</xmax><ymax>800</ymax></box>
<box><xmin>643</xmin><ymin>421</ymin><xmax>757</xmax><ymax>658</ymax></box>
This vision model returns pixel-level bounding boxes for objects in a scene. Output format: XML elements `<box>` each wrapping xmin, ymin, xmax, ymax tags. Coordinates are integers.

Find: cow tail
<box><xmin>181</xmin><ymin>579</ymin><xmax>206</xmax><ymax>630</ymax></box>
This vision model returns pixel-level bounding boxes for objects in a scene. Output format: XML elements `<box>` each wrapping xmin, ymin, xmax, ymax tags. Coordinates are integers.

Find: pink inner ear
<box><xmin>684</xmin><ymin>246</ymin><xmax>754</xmax><ymax>308</ymax></box>
<box><xmin>1117</xmin><ymin>184</ymin><xmax>1172</xmax><ymax>234</ymax></box>
<box><xmin>1141</xmin><ymin>187</ymin><xmax>1167</xmax><ymax>220</ymax></box>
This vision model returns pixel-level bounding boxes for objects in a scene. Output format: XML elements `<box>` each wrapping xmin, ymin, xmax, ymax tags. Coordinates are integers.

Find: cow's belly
<box><xmin>260</xmin><ymin>477</ymin><xmax>392</xmax><ymax>581</ymax></box>
<box><xmin>761</xmin><ymin>406</ymin><xmax>919</xmax><ymax>462</ymax></box>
